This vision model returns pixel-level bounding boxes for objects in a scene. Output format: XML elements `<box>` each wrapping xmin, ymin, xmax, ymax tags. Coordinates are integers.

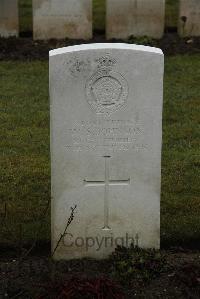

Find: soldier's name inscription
<box><xmin>65</xmin><ymin>119</ymin><xmax>148</xmax><ymax>152</ymax></box>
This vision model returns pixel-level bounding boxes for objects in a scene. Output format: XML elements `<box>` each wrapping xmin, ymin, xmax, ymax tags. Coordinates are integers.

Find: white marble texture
<box><xmin>50</xmin><ymin>43</ymin><xmax>164</xmax><ymax>260</ymax></box>
<box><xmin>33</xmin><ymin>0</ymin><xmax>92</xmax><ymax>40</ymax></box>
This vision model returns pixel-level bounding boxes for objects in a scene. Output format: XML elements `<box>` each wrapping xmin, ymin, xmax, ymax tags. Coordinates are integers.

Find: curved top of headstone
<box><xmin>49</xmin><ymin>43</ymin><xmax>163</xmax><ymax>57</ymax></box>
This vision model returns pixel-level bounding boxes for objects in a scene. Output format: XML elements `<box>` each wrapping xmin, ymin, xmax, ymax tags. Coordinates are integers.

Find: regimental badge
<box><xmin>86</xmin><ymin>56</ymin><xmax>128</xmax><ymax>115</ymax></box>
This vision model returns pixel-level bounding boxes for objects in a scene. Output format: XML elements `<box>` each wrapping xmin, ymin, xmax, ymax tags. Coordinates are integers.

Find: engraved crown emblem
<box><xmin>96</xmin><ymin>56</ymin><xmax>116</xmax><ymax>69</ymax></box>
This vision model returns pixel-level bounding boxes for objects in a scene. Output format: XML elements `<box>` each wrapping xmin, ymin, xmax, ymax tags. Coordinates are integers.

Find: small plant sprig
<box><xmin>51</xmin><ymin>205</ymin><xmax>77</xmax><ymax>258</ymax></box>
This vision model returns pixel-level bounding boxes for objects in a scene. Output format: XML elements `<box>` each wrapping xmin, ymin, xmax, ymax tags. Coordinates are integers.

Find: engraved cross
<box><xmin>84</xmin><ymin>156</ymin><xmax>130</xmax><ymax>230</ymax></box>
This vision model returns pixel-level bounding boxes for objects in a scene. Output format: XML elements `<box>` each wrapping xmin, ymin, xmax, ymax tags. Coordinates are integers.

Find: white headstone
<box><xmin>106</xmin><ymin>0</ymin><xmax>165</xmax><ymax>39</ymax></box>
<box><xmin>50</xmin><ymin>43</ymin><xmax>164</xmax><ymax>260</ymax></box>
<box><xmin>0</xmin><ymin>0</ymin><xmax>19</xmax><ymax>37</ymax></box>
<box><xmin>33</xmin><ymin>0</ymin><xmax>92</xmax><ymax>40</ymax></box>
<box><xmin>178</xmin><ymin>0</ymin><xmax>200</xmax><ymax>37</ymax></box>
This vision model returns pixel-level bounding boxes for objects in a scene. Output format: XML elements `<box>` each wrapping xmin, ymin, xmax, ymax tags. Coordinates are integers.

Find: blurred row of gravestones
<box><xmin>0</xmin><ymin>0</ymin><xmax>200</xmax><ymax>40</ymax></box>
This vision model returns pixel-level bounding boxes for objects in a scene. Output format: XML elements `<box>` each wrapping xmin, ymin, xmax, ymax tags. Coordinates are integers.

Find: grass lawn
<box><xmin>19</xmin><ymin>0</ymin><xmax>178</xmax><ymax>34</ymax></box>
<box><xmin>165</xmin><ymin>0</ymin><xmax>179</xmax><ymax>29</ymax></box>
<box><xmin>0</xmin><ymin>55</ymin><xmax>199</xmax><ymax>248</ymax></box>
<box><xmin>19</xmin><ymin>0</ymin><xmax>33</xmax><ymax>34</ymax></box>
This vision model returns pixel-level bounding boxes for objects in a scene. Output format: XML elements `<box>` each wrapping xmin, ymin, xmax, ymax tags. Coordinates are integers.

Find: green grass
<box><xmin>19</xmin><ymin>0</ymin><xmax>32</xmax><ymax>34</ymax></box>
<box><xmin>0</xmin><ymin>62</ymin><xmax>50</xmax><ymax>244</ymax></box>
<box><xmin>93</xmin><ymin>0</ymin><xmax>106</xmax><ymax>32</ymax></box>
<box><xmin>162</xmin><ymin>55</ymin><xmax>200</xmax><ymax>247</ymax></box>
<box><xmin>165</xmin><ymin>0</ymin><xmax>179</xmax><ymax>29</ymax></box>
<box><xmin>0</xmin><ymin>55</ymin><xmax>200</xmax><ymax>248</ymax></box>
<box><xmin>19</xmin><ymin>0</ymin><xmax>179</xmax><ymax>35</ymax></box>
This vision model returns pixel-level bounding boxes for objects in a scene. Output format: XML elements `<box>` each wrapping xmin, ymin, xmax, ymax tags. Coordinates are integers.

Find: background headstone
<box><xmin>178</xmin><ymin>0</ymin><xmax>200</xmax><ymax>37</ymax></box>
<box><xmin>50</xmin><ymin>43</ymin><xmax>164</xmax><ymax>260</ymax></box>
<box><xmin>33</xmin><ymin>0</ymin><xmax>92</xmax><ymax>40</ymax></box>
<box><xmin>106</xmin><ymin>0</ymin><xmax>165</xmax><ymax>39</ymax></box>
<box><xmin>0</xmin><ymin>0</ymin><xmax>19</xmax><ymax>37</ymax></box>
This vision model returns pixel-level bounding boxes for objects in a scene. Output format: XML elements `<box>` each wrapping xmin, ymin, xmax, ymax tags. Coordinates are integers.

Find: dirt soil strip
<box><xmin>0</xmin><ymin>34</ymin><xmax>200</xmax><ymax>61</ymax></box>
<box><xmin>0</xmin><ymin>250</ymin><xmax>200</xmax><ymax>298</ymax></box>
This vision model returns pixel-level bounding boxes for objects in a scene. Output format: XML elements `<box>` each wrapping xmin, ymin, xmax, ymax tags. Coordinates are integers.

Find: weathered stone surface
<box><xmin>0</xmin><ymin>0</ymin><xmax>19</xmax><ymax>37</ymax></box>
<box><xmin>33</xmin><ymin>0</ymin><xmax>92</xmax><ymax>40</ymax></box>
<box><xmin>178</xmin><ymin>0</ymin><xmax>200</xmax><ymax>37</ymax></box>
<box><xmin>50</xmin><ymin>43</ymin><xmax>164</xmax><ymax>260</ymax></box>
<box><xmin>106</xmin><ymin>0</ymin><xmax>165</xmax><ymax>39</ymax></box>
